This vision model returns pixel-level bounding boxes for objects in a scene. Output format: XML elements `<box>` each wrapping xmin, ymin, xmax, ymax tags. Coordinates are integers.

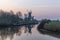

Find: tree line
<box><xmin>0</xmin><ymin>10</ymin><xmax>38</xmax><ymax>25</ymax></box>
<box><xmin>0</xmin><ymin>10</ymin><xmax>23</xmax><ymax>25</ymax></box>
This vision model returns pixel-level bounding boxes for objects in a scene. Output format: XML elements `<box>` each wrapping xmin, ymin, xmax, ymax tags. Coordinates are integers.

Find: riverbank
<box><xmin>44</xmin><ymin>21</ymin><xmax>60</xmax><ymax>32</ymax></box>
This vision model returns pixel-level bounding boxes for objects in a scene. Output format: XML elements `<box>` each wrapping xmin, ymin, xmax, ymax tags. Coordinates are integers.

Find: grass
<box><xmin>44</xmin><ymin>21</ymin><xmax>60</xmax><ymax>32</ymax></box>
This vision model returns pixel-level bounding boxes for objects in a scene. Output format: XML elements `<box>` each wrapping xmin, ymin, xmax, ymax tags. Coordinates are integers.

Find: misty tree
<box><xmin>0</xmin><ymin>10</ymin><xmax>23</xmax><ymax>25</ymax></box>
<box><xmin>16</xmin><ymin>11</ymin><xmax>23</xmax><ymax>24</ymax></box>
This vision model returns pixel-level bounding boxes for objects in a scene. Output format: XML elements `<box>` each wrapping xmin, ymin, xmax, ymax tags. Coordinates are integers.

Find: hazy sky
<box><xmin>0</xmin><ymin>0</ymin><xmax>60</xmax><ymax>20</ymax></box>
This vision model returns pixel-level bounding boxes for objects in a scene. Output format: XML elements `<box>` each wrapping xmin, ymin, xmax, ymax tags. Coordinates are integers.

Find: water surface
<box><xmin>0</xmin><ymin>24</ymin><xmax>60</xmax><ymax>40</ymax></box>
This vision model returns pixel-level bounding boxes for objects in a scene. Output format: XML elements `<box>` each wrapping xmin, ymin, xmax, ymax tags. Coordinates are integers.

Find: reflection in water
<box><xmin>0</xmin><ymin>26</ymin><xmax>22</xmax><ymax>40</ymax></box>
<box><xmin>24</xmin><ymin>25</ymin><xmax>34</xmax><ymax>33</ymax></box>
<box><xmin>0</xmin><ymin>25</ymin><xmax>34</xmax><ymax>40</ymax></box>
<box><xmin>0</xmin><ymin>24</ymin><xmax>60</xmax><ymax>40</ymax></box>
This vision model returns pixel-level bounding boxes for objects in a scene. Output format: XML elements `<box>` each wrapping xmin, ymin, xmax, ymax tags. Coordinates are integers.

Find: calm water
<box><xmin>0</xmin><ymin>24</ymin><xmax>60</xmax><ymax>40</ymax></box>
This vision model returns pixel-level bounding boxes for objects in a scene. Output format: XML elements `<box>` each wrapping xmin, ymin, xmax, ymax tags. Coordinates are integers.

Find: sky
<box><xmin>0</xmin><ymin>0</ymin><xmax>60</xmax><ymax>20</ymax></box>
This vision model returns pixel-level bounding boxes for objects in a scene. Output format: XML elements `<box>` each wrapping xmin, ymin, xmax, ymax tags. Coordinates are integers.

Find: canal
<box><xmin>0</xmin><ymin>24</ymin><xmax>60</xmax><ymax>40</ymax></box>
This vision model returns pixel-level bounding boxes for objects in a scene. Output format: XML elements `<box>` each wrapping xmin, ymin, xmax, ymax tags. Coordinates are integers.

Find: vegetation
<box><xmin>44</xmin><ymin>21</ymin><xmax>60</xmax><ymax>32</ymax></box>
<box><xmin>0</xmin><ymin>10</ymin><xmax>22</xmax><ymax>25</ymax></box>
<box><xmin>0</xmin><ymin>10</ymin><xmax>38</xmax><ymax>26</ymax></box>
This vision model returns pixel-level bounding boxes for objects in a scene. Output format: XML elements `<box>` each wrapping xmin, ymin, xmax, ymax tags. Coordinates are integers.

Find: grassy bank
<box><xmin>44</xmin><ymin>21</ymin><xmax>60</xmax><ymax>32</ymax></box>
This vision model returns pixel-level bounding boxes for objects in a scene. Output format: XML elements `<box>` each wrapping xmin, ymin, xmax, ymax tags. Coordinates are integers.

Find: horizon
<box><xmin>0</xmin><ymin>0</ymin><xmax>60</xmax><ymax>20</ymax></box>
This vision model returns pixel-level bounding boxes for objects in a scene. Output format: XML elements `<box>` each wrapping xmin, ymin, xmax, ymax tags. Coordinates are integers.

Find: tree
<box><xmin>16</xmin><ymin>11</ymin><xmax>22</xmax><ymax>19</ymax></box>
<box><xmin>0</xmin><ymin>10</ymin><xmax>22</xmax><ymax>25</ymax></box>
